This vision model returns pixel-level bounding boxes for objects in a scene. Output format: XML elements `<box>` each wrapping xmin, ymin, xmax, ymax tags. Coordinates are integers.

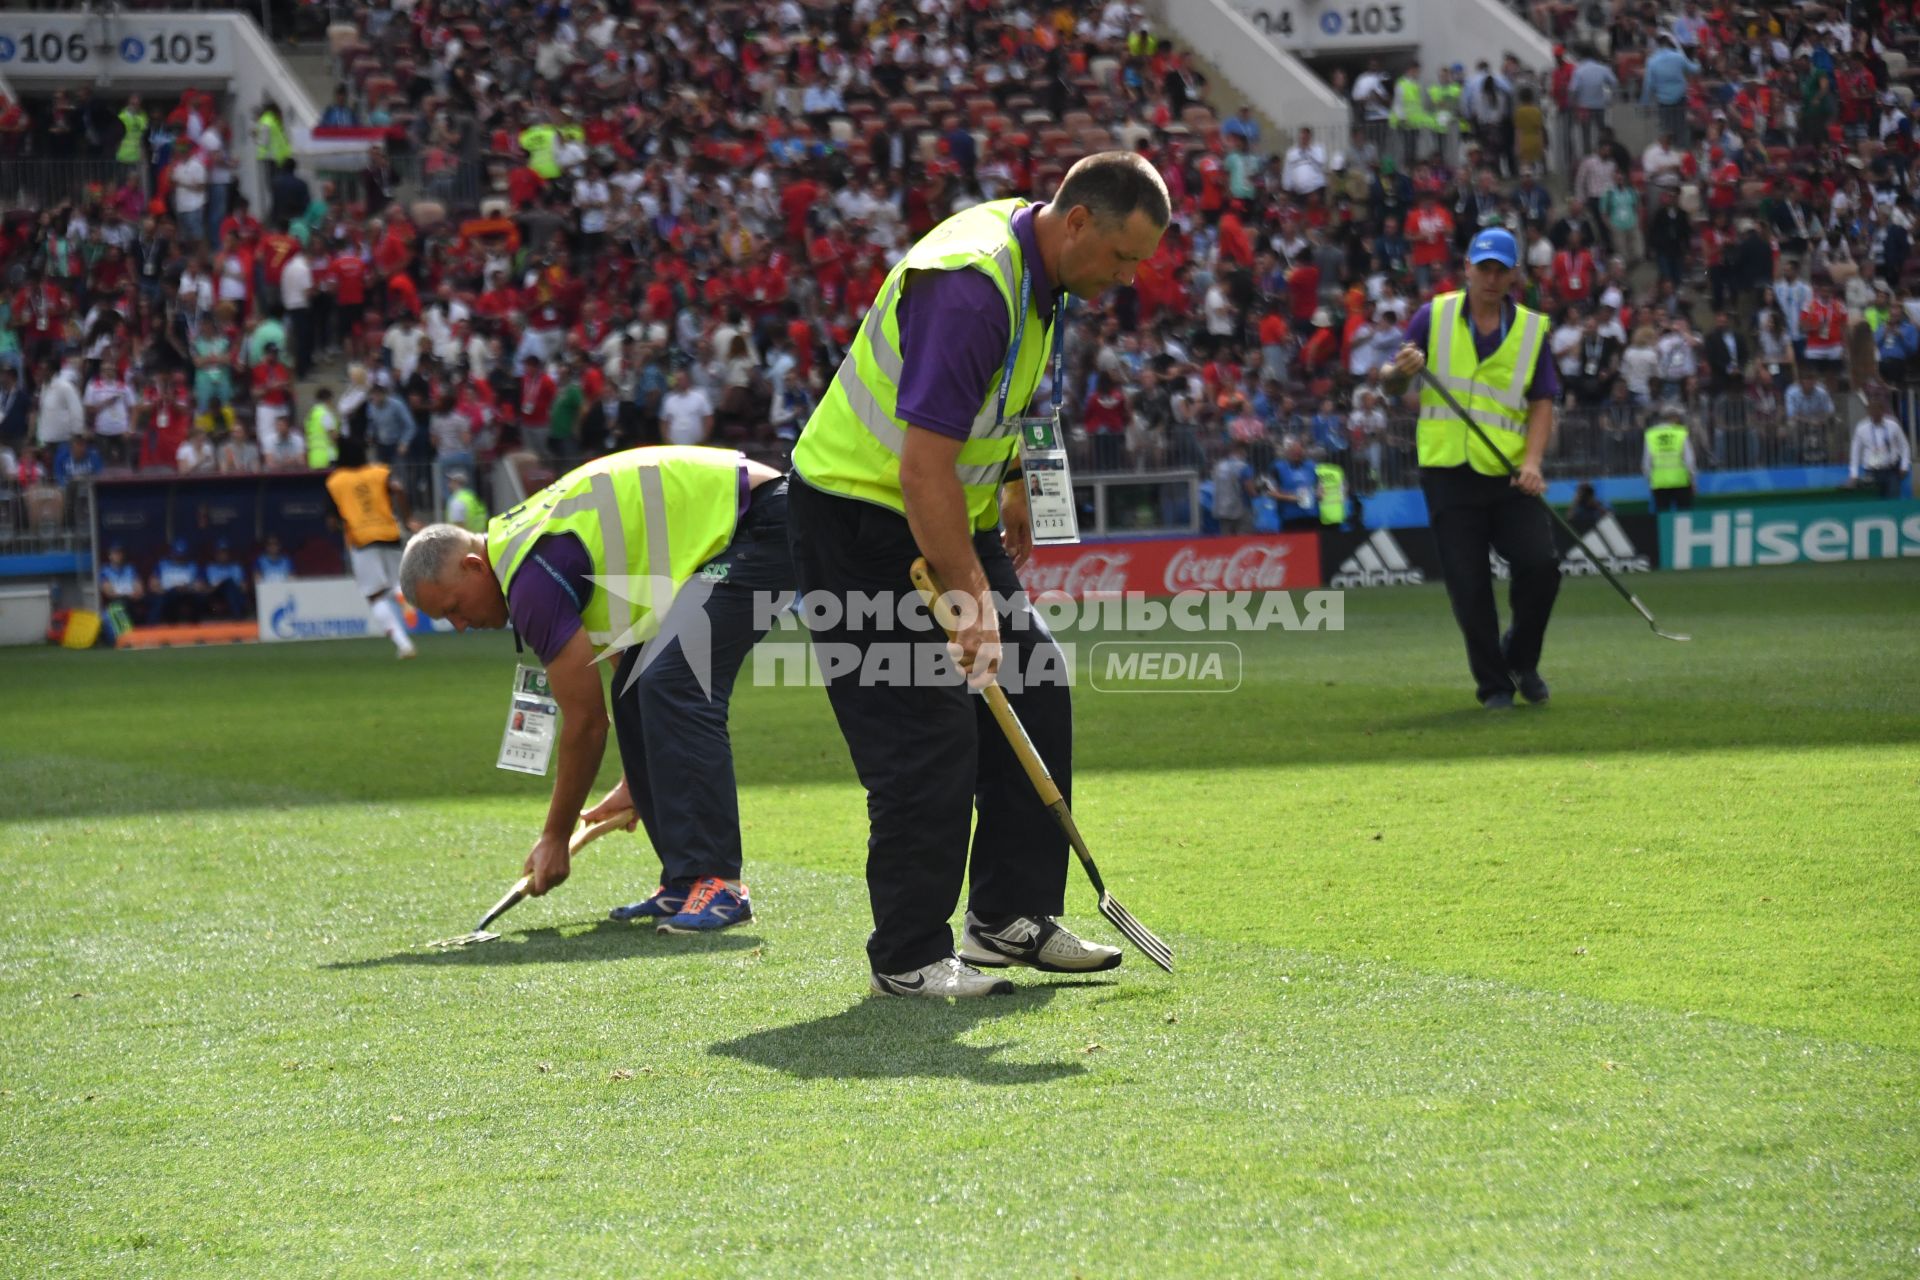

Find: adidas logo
<box><xmin>1332</xmin><ymin>530</ymin><xmax>1426</xmax><ymax>587</ymax></box>
<box><xmin>1491</xmin><ymin>515</ymin><xmax>1650</xmax><ymax>579</ymax></box>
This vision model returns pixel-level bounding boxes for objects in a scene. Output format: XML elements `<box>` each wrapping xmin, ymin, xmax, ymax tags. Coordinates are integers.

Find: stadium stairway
<box><xmin>281</xmin><ymin>44</ymin><xmax>338</xmax><ymax>119</ymax></box>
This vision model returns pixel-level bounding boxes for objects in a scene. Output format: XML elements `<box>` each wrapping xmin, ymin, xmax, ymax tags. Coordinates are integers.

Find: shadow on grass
<box><xmin>320</xmin><ymin>918</ymin><xmax>762</xmax><ymax>970</ymax></box>
<box><xmin>709</xmin><ymin>982</ymin><xmax>1104</xmax><ymax>1086</ymax></box>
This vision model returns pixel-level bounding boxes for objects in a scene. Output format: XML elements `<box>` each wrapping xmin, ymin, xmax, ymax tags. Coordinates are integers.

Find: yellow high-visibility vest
<box><xmin>486</xmin><ymin>446</ymin><xmax>741</xmax><ymax>659</ymax></box>
<box><xmin>1417</xmin><ymin>291</ymin><xmax>1547</xmax><ymax>475</ymax></box>
<box><xmin>791</xmin><ymin>199</ymin><xmax>1053</xmax><ymax>532</ymax></box>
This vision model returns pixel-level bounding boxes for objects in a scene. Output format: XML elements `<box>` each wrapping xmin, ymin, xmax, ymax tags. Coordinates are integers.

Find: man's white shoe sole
<box><xmin>959</xmin><ymin>939</ymin><xmax>1124</xmax><ymax>973</ymax></box>
<box><xmin>869</xmin><ymin>973</ymin><xmax>1014</xmax><ymax>998</ymax></box>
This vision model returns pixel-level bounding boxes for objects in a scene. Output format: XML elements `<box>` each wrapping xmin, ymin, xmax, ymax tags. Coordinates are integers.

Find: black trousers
<box><xmin>1422</xmin><ymin>465</ymin><xmax>1561</xmax><ymax>701</ymax></box>
<box><xmin>786</xmin><ymin>476</ymin><xmax>1071</xmax><ymax>975</ymax></box>
<box><xmin>608</xmin><ymin>478</ymin><xmax>794</xmax><ymax>889</ymax></box>
<box><xmin>1651</xmin><ymin>486</ymin><xmax>1694</xmax><ymax>512</ymax></box>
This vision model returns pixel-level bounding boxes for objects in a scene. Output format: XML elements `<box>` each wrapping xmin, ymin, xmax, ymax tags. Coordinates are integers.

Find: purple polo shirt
<box><xmin>894</xmin><ymin>202</ymin><xmax>1063</xmax><ymax>439</ymax></box>
<box><xmin>506</xmin><ymin>533</ymin><xmax>595</xmax><ymax>665</ymax></box>
<box><xmin>504</xmin><ymin>467</ymin><xmax>751</xmax><ymax>664</ymax></box>
<box><xmin>1402</xmin><ymin>299</ymin><xmax>1560</xmax><ymax>402</ymax></box>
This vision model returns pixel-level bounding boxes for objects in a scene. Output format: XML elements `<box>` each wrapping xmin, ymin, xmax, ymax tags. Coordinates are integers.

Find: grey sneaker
<box><xmin>870</xmin><ymin>955</ymin><xmax>1015</xmax><ymax>998</ymax></box>
<box><xmin>958</xmin><ymin>912</ymin><xmax>1123</xmax><ymax>973</ymax></box>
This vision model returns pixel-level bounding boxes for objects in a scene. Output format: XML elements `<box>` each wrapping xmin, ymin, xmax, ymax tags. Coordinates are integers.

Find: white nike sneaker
<box><xmin>958</xmin><ymin>912</ymin><xmax>1123</xmax><ymax>973</ymax></box>
<box><xmin>870</xmin><ymin>954</ymin><xmax>1015</xmax><ymax>998</ymax></box>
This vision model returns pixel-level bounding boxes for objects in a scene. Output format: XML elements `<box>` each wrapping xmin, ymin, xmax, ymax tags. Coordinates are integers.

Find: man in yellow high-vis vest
<box><xmin>1381</xmin><ymin>227</ymin><xmax>1561</xmax><ymax>709</ymax></box>
<box><xmin>787</xmin><ymin>151</ymin><xmax>1170</xmax><ymax>998</ymax></box>
<box><xmin>1642</xmin><ymin>411</ymin><xmax>1695</xmax><ymax>512</ymax></box>
<box><xmin>398</xmin><ymin>447</ymin><xmax>795</xmax><ymax>934</ymax></box>
<box><xmin>116</xmin><ymin>95</ymin><xmax>149</xmax><ymax>172</ymax></box>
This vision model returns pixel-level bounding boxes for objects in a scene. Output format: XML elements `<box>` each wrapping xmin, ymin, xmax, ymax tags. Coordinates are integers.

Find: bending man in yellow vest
<box><xmin>1380</xmin><ymin>227</ymin><xmax>1561</xmax><ymax>709</ymax></box>
<box><xmin>398</xmin><ymin>447</ymin><xmax>794</xmax><ymax>934</ymax></box>
<box><xmin>786</xmin><ymin>152</ymin><xmax>1170</xmax><ymax>997</ymax></box>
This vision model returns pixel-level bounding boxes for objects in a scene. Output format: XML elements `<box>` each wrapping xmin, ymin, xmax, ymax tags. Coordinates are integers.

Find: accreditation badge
<box><xmin>497</xmin><ymin>664</ymin><xmax>560</xmax><ymax>776</ymax></box>
<box><xmin>1014</xmin><ymin>412</ymin><xmax>1080</xmax><ymax>545</ymax></box>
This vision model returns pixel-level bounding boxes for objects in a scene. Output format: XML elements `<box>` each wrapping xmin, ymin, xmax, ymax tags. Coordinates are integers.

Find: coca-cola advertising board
<box><xmin>1017</xmin><ymin>533</ymin><xmax>1322</xmax><ymax>599</ymax></box>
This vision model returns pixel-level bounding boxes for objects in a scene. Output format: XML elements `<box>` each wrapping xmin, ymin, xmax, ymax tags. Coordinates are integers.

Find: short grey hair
<box><xmin>399</xmin><ymin>523</ymin><xmax>482</xmax><ymax>604</ymax></box>
<box><xmin>1054</xmin><ymin>151</ymin><xmax>1171</xmax><ymax>230</ymax></box>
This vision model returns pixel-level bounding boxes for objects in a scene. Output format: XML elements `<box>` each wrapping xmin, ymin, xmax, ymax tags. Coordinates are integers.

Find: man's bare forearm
<box><xmin>900</xmin><ymin>435</ymin><xmax>987</xmax><ymax>598</ymax></box>
<box><xmin>543</xmin><ymin>717</ymin><xmax>607</xmax><ymax>839</ymax></box>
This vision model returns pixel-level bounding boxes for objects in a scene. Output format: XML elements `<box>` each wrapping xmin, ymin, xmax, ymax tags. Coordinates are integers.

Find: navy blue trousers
<box><xmin>609</xmin><ymin>478</ymin><xmax>793</xmax><ymax>888</ymax></box>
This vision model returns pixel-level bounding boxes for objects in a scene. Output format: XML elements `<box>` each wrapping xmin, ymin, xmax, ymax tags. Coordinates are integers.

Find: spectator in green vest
<box><xmin>1643</xmin><ymin>409</ymin><xmax>1697</xmax><ymax>512</ymax></box>
<box><xmin>116</xmin><ymin>95</ymin><xmax>148</xmax><ymax>173</ymax></box>
<box><xmin>1389</xmin><ymin>61</ymin><xmax>1432</xmax><ymax>168</ymax></box>
<box><xmin>444</xmin><ymin>468</ymin><xmax>488</xmax><ymax>532</ymax></box>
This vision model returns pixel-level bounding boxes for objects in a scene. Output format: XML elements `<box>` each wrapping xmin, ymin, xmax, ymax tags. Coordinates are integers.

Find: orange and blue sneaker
<box><xmin>657</xmin><ymin>876</ymin><xmax>753</xmax><ymax>934</ymax></box>
<box><xmin>608</xmin><ymin>885</ymin><xmax>687</xmax><ymax>922</ymax></box>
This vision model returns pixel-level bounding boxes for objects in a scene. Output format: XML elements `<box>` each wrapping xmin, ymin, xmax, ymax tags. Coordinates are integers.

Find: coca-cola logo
<box><xmin>1163</xmin><ymin>543</ymin><xmax>1293</xmax><ymax>593</ymax></box>
<box><xmin>1021</xmin><ymin>550</ymin><xmax>1132</xmax><ymax>598</ymax></box>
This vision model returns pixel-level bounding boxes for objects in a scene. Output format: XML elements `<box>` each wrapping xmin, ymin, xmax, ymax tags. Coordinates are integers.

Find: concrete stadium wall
<box><xmin>1147</xmin><ymin>0</ymin><xmax>1351</xmax><ymax>144</ymax></box>
<box><xmin>1405</xmin><ymin>0</ymin><xmax>1555</xmax><ymax>84</ymax></box>
<box><xmin>0</xmin><ymin>11</ymin><xmax>317</xmax><ymax>209</ymax></box>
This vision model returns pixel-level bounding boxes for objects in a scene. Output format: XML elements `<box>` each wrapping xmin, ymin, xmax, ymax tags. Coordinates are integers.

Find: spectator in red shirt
<box><xmin>1082</xmin><ymin>371</ymin><xmax>1129</xmax><ymax>473</ymax></box>
<box><xmin>1550</xmin><ymin>229</ymin><xmax>1597</xmax><ymax>308</ymax></box>
<box><xmin>517</xmin><ymin>353</ymin><xmax>557</xmax><ymax>438</ymax></box>
<box><xmin>1407</xmin><ymin>191</ymin><xmax>1454</xmax><ymax>294</ymax></box>
<box><xmin>779</xmin><ymin>171</ymin><xmax>820</xmax><ymax>245</ymax></box>
<box><xmin>1217</xmin><ymin>203</ymin><xmax>1255</xmax><ymax>268</ymax></box>
<box><xmin>250</xmin><ymin>343</ymin><xmax>295</xmax><ymax>440</ymax></box>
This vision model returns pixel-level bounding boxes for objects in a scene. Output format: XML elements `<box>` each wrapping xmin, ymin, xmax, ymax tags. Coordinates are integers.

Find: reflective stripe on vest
<box><xmin>485</xmin><ymin>446</ymin><xmax>740</xmax><ymax>660</ymax></box>
<box><xmin>1645</xmin><ymin>423</ymin><xmax>1691</xmax><ymax>490</ymax></box>
<box><xmin>1316</xmin><ymin>464</ymin><xmax>1346</xmax><ymax>525</ymax></box>
<box><xmin>1417</xmin><ymin>291</ymin><xmax>1545</xmax><ymax>475</ymax></box>
<box><xmin>791</xmin><ymin>199</ymin><xmax>1049</xmax><ymax>532</ymax></box>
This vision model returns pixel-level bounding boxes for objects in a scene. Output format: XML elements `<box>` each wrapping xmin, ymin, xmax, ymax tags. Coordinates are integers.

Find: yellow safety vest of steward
<box><xmin>486</xmin><ymin>446</ymin><xmax>741</xmax><ymax>661</ymax></box>
<box><xmin>1644</xmin><ymin>423</ymin><xmax>1692</xmax><ymax>490</ymax></box>
<box><xmin>791</xmin><ymin>198</ymin><xmax>1056</xmax><ymax>533</ymax></box>
<box><xmin>1417</xmin><ymin>290</ymin><xmax>1547</xmax><ymax>476</ymax></box>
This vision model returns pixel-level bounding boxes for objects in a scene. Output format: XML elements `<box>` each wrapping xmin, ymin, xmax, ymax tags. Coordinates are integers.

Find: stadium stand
<box><xmin>2</xmin><ymin>0</ymin><xmax>1915</xmax><ymax>574</ymax></box>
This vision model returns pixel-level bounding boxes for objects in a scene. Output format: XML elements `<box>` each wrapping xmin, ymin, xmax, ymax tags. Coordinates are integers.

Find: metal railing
<box><xmin>1058</xmin><ymin>400</ymin><xmax>1904</xmax><ymax>492</ymax></box>
<box><xmin>0</xmin><ymin>159</ymin><xmax>149</xmax><ymax>214</ymax></box>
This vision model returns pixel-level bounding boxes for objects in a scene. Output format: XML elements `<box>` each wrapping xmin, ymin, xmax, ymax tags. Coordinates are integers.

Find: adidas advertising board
<box><xmin>1319</xmin><ymin>528</ymin><xmax>1440</xmax><ymax>588</ymax></box>
<box><xmin>1490</xmin><ymin>513</ymin><xmax>1658</xmax><ymax>580</ymax></box>
<box><xmin>1661</xmin><ymin>501</ymin><xmax>1920</xmax><ymax>570</ymax></box>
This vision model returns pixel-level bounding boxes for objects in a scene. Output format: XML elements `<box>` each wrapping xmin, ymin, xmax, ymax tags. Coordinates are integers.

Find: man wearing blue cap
<box><xmin>1379</xmin><ymin>227</ymin><xmax>1561</xmax><ymax>709</ymax></box>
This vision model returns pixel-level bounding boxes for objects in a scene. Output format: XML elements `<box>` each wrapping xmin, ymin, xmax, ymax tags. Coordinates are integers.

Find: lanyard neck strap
<box><xmin>1464</xmin><ymin>297</ymin><xmax>1510</xmax><ymax>348</ymax></box>
<box><xmin>995</xmin><ymin>256</ymin><xmax>1064</xmax><ymax>423</ymax></box>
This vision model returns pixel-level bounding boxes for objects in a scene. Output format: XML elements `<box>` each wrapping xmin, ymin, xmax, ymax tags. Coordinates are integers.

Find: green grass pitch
<box><xmin>3</xmin><ymin>562</ymin><xmax>1918</xmax><ymax>1277</ymax></box>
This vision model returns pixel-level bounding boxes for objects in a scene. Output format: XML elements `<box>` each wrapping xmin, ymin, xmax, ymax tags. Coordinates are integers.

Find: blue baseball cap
<box><xmin>1467</xmin><ymin>228</ymin><xmax>1518</xmax><ymax>268</ymax></box>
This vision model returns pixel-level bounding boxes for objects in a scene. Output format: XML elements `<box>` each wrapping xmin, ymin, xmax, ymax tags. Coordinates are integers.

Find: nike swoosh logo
<box><xmin>883</xmin><ymin>974</ymin><xmax>926</xmax><ymax>991</ymax></box>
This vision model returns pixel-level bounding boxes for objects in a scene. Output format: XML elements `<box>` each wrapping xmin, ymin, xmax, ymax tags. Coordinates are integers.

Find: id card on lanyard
<box><xmin>998</xmin><ymin>261</ymin><xmax>1080</xmax><ymax>545</ymax></box>
<box><xmin>497</xmin><ymin>663</ymin><xmax>560</xmax><ymax>775</ymax></box>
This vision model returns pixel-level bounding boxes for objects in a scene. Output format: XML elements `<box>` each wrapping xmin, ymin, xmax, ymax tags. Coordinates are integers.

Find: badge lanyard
<box><xmin>1000</xmin><ymin>259</ymin><xmax>1080</xmax><ymax>545</ymax></box>
<box><xmin>497</xmin><ymin>663</ymin><xmax>560</xmax><ymax>775</ymax></box>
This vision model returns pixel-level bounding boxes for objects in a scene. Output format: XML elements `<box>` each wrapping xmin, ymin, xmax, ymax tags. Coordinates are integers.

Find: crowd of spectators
<box><xmin>4</xmin><ymin>0</ymin><xmax>1918</xmax><ymax>552</ymax></box>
